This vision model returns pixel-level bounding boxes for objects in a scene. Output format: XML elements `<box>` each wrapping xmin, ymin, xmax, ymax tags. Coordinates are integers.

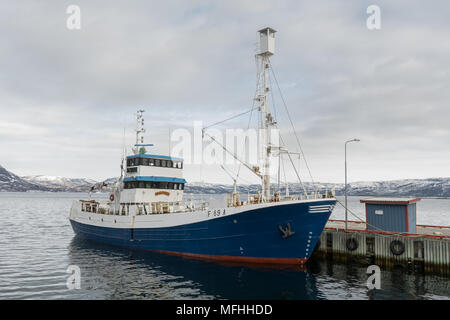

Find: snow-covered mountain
<box><xmin>0</xmin><ymin>165</ymin><xmax>52</xmax><ymax>192</ymax></box>
<box><xmin>185</xmin><ymin>179</ymin><xmax>450</xmax><ymax>197</ymax></box>
<box><xmin>1</xmin><ymin>163</ymin><xmax>450</xmax><ymax>197</ymax></box>
<box><xmin>342</xmin><ymin>178</ymin><xmax>450</xmax><ymax>197</ymax></box>
<box><xmin>183</xmin><ymin>181</ymin><xmax>337</xmax><ymax>195</ymax></box>
<box><xmin>21</xmin><ymin>175</ymin><xmax>97</xmax><ymax>192</ymax></box>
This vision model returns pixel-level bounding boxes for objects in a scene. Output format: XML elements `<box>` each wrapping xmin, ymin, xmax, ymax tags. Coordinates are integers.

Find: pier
<box><xmin>314</xmin><ymin>198</ymin><xmax>450</xmax><ymax>275</ymax></box>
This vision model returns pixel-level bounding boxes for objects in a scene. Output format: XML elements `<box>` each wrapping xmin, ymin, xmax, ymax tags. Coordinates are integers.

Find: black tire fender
<box><xmin>390</xmin><ymin>240</ymin><xmax>405</xmax><ymax>256</ymax></box>
<box><xmin>346</xmin><ymin>238</ymin><xmax>358</xmax><ymax>251</ymax></box>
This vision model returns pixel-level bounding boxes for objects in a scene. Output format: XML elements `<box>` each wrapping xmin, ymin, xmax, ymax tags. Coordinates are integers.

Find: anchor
<box><xmin>278</xmin><ymin>222</ymin><xmax>295</xmax><ymax>238</ymax></box>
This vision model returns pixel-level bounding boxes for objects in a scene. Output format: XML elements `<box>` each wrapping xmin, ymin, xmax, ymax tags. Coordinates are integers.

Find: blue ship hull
<box><xmin>70</xmin><ymin>200</ymin><xmax>335</xmax><ymax>264</ymax></box>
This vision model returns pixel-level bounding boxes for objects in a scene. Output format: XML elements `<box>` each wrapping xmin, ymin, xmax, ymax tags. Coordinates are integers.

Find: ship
<box><xmin>69</xmin><ymin>27</ymin><xmax>336</xmax><ymax>265</ymax></box>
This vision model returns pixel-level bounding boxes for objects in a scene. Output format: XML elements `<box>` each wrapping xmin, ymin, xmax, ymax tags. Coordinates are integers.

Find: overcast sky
<box><xmin>1</xmin><ymin>1</ymin><xmax>449</xmax><ymax>185</ymax></box>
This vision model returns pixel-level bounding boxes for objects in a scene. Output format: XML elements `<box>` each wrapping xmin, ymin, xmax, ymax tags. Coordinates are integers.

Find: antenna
<box><xmin>135</xmin><ymin>109</ymin><xmax>145</xmax><ymax>145</ymax></box>
<box><xmin>133</xmin><ymin>109</ymin><xmax>153</xmax><ymax>155</ymax></box>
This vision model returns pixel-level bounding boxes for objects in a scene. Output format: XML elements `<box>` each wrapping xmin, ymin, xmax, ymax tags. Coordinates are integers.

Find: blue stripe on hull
<box><xmin>70</xmin><ymin>200</ymin><xmax>335</xmax><ymax>261</ymax></box>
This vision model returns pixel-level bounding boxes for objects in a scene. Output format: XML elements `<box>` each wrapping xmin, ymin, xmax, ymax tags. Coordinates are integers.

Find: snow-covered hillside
<box><xmin>1</xmin><ymin>163</ymin><xmax>450</xmax><ymax>197</ymax></box>
<box><xmin>0</xmin><ymin>166</ymin><xmax>51</xmax><ymax>192</ymax></box>
<box><xmin>21</xmin><ymin>175</ymin><xmax>97</xmax><ymax>192</ymax></box>
<box><xmin>343</xmin><ymin>178</ymin><xmax>450</xmax><ymax>197</ymax></box>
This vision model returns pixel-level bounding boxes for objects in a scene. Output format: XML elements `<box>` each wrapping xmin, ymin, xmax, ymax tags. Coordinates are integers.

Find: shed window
<box><xmin>375</xmin><ymin>209</ymin><xmax>383</xmax><ymax>215</ymax></box>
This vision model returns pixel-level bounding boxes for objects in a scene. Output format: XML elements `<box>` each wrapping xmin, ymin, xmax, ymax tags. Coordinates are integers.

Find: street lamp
<box><xmin>345</xmin><ymin>138</ymin><xmax>360</xmax><ymax>231</ymax></box>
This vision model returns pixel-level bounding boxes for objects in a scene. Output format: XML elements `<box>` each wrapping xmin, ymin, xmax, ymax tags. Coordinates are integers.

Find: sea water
<box><xmin>0</xmin><ymin>192</ymin><xmax>448</xmax><ymax>300</ymax></box>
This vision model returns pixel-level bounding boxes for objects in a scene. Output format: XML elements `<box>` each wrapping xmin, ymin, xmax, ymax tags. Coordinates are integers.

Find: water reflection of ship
<box><xmin>67</xmin><ymin>236</ymin><xmax>321</xmax><ymax>300</ymax></box>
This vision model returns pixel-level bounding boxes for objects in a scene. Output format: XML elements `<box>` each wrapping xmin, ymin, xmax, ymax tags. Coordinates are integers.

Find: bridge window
<box><xmin>124</xmin><ymin>181</ymin><xmax>185</xmax><ymax>190</ymax></box>
<box><xmin>174</xmin><ymin>183</ymin><xmax>182</xmax><ymax>190</ymax></box>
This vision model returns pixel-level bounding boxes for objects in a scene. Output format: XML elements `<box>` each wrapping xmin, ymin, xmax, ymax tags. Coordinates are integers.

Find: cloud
<box><xmin>0</xmin><ymin>1</ymin><xmax>449</xmax><ymax>183</ymax></box>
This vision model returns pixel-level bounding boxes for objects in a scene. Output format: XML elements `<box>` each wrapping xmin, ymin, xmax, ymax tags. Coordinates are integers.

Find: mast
<box><xmin>257</xmin><ymin>27</ymin><xmax>276</xmax><ymax>201</ymax></box>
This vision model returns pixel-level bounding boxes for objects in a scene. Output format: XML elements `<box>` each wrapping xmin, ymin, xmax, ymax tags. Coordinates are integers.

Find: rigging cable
<box><xmin>202</xmin><ymin>106</ymin><xmax>259</xmax><ymax>131</ymax></box>
<box><xmin>234</xmin><ymin>82</ymin><xmax>260</xmax><ymax>186</ymax></box>
<box><xmin>269</xmin><ymin>65</ymin><xmax>308</xmax><ymax>197</ymax></box>
<box><xmin>203</xmin><ymin>59</ymin><xmax>262</xmax><ymax>187</ymax></box>
<box><xmin>282</xmin><ymin>154</ymin><xmax>287</xmax><ymax>191</ymax></box>
<box><xmin>202</xmin><ymin>131</ymin><xmax>262</xmax><ymax>180</ymax></box>
<box><xmin>269</xmin><ymin>61</ymin><xmax>318</xmax><ymax>193</ymax></box>
<box><xmin>269</xmin><ymin>68</ymin><xmax>281</xmax><ymax>193</ymax></box>
<box><xmin>279</xmin><ymin>134</ymin><xmax>309</xmax><ymax>198</ymax></box>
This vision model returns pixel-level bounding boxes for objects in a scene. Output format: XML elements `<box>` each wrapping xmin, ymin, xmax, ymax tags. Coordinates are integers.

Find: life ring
<box><xmin>346</xmin><ymin>238</ymin><xmax>358</xmax><ymax>251</ymax></box>
<box><xmin>109</xmin><ymin>194</ymin><xmax>114</xmax><ymax>201</ymax></box>
<box><xmin>390</xmin><ymin>240</ymin><xmax>405</xmax><ymax>256</ymax></box>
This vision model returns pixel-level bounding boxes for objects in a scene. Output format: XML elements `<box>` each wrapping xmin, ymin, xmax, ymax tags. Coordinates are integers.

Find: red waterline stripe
<box><xmin>151</xmin><ymin>250</ymin><xmax>307</xmax><ymax>265</ymax></box>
